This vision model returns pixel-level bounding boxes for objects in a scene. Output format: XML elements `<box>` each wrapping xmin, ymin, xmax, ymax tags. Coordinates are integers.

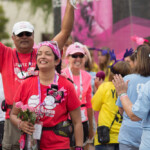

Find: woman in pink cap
<box><xmin>62</xmin><ymin>42</ymin><xmax>94</xmax><ymax>150</ymax></box>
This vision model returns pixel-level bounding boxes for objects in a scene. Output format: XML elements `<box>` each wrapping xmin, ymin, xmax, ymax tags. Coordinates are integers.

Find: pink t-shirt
<box><xmin>62</xmin><ymin>67</ymin><xmax>92</xmax><ymax>122</ymax></box>
<box><xmin>0</xmin><ymin>42</ymin><xmax>37</xmax><ymax>118</ymax></box>
<box><xmin>14</xmin><ymin>75</ymin><xmax>81</xmax><ymax>150</ymax></box>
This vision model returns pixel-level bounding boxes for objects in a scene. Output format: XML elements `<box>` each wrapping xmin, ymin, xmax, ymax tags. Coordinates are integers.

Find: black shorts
<box><xmin>70</xmin><ymin>121</ymin><xmax>89</xmax><ymax>147</ymax></box>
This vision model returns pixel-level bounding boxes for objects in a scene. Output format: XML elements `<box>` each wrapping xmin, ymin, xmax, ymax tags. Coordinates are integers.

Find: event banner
<box><xmin>61</xmin><ymin>0</ymin><xmax>150</xmax><ymax>58</ymax></box>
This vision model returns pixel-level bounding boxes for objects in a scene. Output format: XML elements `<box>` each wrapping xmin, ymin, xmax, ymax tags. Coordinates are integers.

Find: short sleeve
<box><xmin>116</xmin><ymin>97</ymin><xmax>122</xmax><ymax>107</ymax></box>
<box><xmin>132</xmin><ymin>83</ymin><xmax>150</xmax><ymax>120</ymax></box>
<box><xmin>91</xmin><ymin>84</ymin><xmax>104</xmax><ymax>111</ymax></box>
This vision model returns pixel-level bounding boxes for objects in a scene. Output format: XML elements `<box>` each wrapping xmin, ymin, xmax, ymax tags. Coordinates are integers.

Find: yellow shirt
<box><xmin>91</xmin><ymin>62</ymin><xmax>99</xmax><ymax>72</ymax></box>
<box><xmin>92</xmin><ymin>82</ymin><xmax>122</xmax><ymax>145</ymax></box>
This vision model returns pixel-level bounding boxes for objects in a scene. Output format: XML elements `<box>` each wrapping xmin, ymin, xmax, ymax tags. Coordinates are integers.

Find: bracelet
<box><xmin>119</xmin><ymin>93</ymin><xmax>128</xmax><ymax>99</ymax></box>
<box><xmin>75</xmin><ymin>146</ymin><xmax>84</xmax><ymax>150</ymax></box>
<box><xmin>69</xmin><ymin>0</ymin><xmax>77</xmax><ymax>9</ymax></box>
<box><xmin>18</xmin><ymin>120</ymin><xmax>22</xmax><ymax>130</ymax></box>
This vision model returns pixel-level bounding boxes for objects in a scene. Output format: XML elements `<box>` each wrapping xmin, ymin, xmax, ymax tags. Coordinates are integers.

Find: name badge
<box><xmin>33</xmin><ymin>123</ymin><xmax>43</xmax><ymax>140</ymax></box>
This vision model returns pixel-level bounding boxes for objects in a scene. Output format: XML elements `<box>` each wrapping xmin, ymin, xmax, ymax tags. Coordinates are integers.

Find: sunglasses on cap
<box><xmin>71</xmin><ymin>54</ymin><xmax>84</xmax><ymax>58</ymax></box>
<box><xmin>16</xmin><ymin>32</ymin><xmax>32</xmax><ymax>37</ymax></box>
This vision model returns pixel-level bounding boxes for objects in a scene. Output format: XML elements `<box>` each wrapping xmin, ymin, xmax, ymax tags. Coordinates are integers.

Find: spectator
<box><xmin>113</xmin><ymin>45</ymin><xmax>150</xmax><ymax>150</ymax></box>
<box><xmin>92</xmin><ymin>61</ymin><xmax>131</xmax><ymax>150</ymax></box>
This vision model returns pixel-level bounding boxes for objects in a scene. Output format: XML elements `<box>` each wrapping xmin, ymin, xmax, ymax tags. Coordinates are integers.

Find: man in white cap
<box><xmin>0</xmin><ymin>0</ymin><xmax>75</xmax><ymax>149</ymax></box>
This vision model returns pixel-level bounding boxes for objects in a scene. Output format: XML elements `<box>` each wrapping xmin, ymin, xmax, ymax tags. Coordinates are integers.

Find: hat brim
<box><xmin>67</xmin><ymin>50</ymin><xmax>85</xmax><ymax>56</ymax></box>
<box><xmin>14</xmin><ymin>28</ymin><xmax>33</xmax><ymax>35</ymax></box>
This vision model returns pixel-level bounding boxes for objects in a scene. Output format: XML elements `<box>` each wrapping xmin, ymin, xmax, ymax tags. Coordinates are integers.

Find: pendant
<box><xmin>17</xmin><ymin>71</ymin><xmax>26</xmax><ymax>79</ymax></box>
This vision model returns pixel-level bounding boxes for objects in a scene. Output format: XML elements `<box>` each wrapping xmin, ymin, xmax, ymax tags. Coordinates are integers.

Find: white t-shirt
<box><xmin>0</xmin><ymin>74</ymin><xmax>5</xmax><ymax>121</ymax></box>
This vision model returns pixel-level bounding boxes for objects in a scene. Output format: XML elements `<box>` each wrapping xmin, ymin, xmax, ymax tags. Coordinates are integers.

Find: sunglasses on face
<box><xmin>16</xmin><ymin>32</ymin><xmax>32</xmax><ymax>37</ymax></box>
<box><xmin>71</xmin><ymin>54</ymin><xmax>84</xmax><ymax>58</ymax></box>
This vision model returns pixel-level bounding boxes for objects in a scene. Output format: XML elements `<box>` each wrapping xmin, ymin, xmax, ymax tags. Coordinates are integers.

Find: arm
<box><xmin>70</xmin><ymin>107</ymin><xmax>83</xmax><ymax>147</ymax></box>
<box><xmin>119</xmin><ymin>107</ymin><xmax>124</xmax><ymax>116</ymax></box>
<box><xmin>113</xmin><ymin>74</ymin><xmax>141</xmax><ymax>121</ymax></box>
<box><xmin>53</xmin><ymin>0</ymin><xmax>74</xmax><ymax>50</ymax></box>
<box><xmin>10</xmin><ymin>103</ymin><xmax>35</xmax><ymax>135</ymax></box>
<box><xmin>120</xmin><ymin>96</ymin><xmax>141</xmax><ymax>121</ymax></box>
<box><xmin>87</xmin><ymin>108</ymin><xmax>94</xmax><ymax>139</ymax></box>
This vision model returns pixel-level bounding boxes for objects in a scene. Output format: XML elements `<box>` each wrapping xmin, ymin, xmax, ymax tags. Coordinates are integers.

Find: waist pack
<box><xmin>43</xmin><ymin>120</ymin><xmax>73</xmax><ymax>137</ymax></box>
<box><xmin>97</xmin><ymin>111</ymin><xmax>119</xmax><ymax>144</ymax></box>
<box><xmin>97</xmin><ymin>126</ymin><xmax>110</xmax><ymax>144</ymax></box>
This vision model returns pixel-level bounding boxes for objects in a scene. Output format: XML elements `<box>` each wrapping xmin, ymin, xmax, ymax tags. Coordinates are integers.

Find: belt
<box><xmin>81</xmin><ymin>104</ymin><xmax>86</xmax><ymax>107</ymax></box>
<box><xmin>7</xmin><ymin>105</ymin><xmax>12</xmax><ymax>109</ymax></box>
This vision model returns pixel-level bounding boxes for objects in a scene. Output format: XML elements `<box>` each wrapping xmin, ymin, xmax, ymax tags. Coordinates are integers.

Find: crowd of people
<box><xmin>0</xmin><ymin>0</ymin><xmax>150</xmax><ymax>150</ymax></box>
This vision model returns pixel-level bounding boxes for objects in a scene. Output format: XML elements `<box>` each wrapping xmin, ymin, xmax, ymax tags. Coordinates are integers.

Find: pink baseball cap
<box><xmin>12</xmin><ymin>21</ymin><xmax>34</xmax><ymax>35</ymax></box>
<box><xmin>66</xmin><ymin>42</ymin><xmax>85</xmax><ymax>57</ymax></box>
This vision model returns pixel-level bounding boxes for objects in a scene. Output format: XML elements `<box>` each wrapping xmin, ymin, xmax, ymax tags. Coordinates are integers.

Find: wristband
<box><xmin>119</xmin><ymin>93</ymin><xmax>128</xmax><ymax>99</ymax></box>
<box><xmin>75</xmin><ymin>146</ymin><xmax>84</xmax><ymax>150</ymax></box>
<box><xmin>70</xmin><ymin>0</ymin><xmax>77</xmax><ymax>9</ymax></box>
<box><xmin>18</xmin><ymin>120</ymin><xmax>22</xmax><ymax>130</ymax></box>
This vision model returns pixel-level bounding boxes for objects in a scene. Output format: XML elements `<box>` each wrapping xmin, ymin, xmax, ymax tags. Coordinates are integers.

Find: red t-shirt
<box><xmin>0</xmin><ymin>42</ymin><xmax>37</xmax><ymax>118</ymax></box>
<box><xmin>14</xmin><ymin>75</ymin><xmax>81</xmax><ymax>150</ymax></box>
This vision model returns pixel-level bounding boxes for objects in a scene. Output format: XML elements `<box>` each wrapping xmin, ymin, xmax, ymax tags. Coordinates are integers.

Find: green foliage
<box><xmin>17</xmin><ymin>108</ymin><xmax>37</xmax><ymax>124</ymax></box>
<box><xmin>0</xmin><ymin>5</ymin><xmax>12</xmax><ymax>46</ymax></box>
<box><xmin>12</xmin><ymin>0</ymin><xmax>52</xmax><ymax>21</ymax></box>
<box><xmin>0</xmin><ymin>5</ymin><xmax>9</xmax><ymax>41</ymax></box>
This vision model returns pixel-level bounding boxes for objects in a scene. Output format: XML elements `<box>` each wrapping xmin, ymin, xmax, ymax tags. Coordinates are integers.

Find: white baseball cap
<box><xmin>12</xmin><ymin>21</ymin><xmax>34</xmax><ymax>35</ymax></box>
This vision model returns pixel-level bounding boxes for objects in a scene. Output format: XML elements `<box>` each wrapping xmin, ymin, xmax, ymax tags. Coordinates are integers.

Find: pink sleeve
<box><xmin>85</xmin><ymin>85</ymin><xmax>92</xmax><ymax>108</ymax></box>
<box><xmin>66</xmin><ymin>81</ymin><xmax>81</xmax><ymax>112</ymax></box>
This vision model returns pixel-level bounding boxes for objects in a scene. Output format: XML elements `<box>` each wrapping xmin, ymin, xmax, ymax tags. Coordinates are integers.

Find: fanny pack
<box><xmin>42</xmin><ymin>120</ymin><xmax>73</xmax><ymax>137</ymax></box>
<box><xmin>97</xmin><ymin>111</ymin><xmax>118</xmax><ymax>144</ymax></box>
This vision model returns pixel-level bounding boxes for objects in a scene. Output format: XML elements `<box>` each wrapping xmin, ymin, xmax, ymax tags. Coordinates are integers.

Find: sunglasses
<box><xmin>16</xmin><ymin>32</ymin><xmax>32</xmax><ymax>37</ymax></box>
<box><xmin>71</xmin><ymin>54</ymin><xmax>84</xmax><ymax>58</ymax></box>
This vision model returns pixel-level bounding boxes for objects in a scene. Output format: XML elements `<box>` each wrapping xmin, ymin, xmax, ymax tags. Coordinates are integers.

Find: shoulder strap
<box><xmin>109</xmin><ymin>110</ymin><xmax>119</xmax><ymax>130</ymax></box>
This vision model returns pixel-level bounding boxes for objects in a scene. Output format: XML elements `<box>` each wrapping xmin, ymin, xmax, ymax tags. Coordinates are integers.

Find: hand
<box><xmin>88</xmin><ymin>127</ymin><xmax>94</xmax><ymax>140</ymax></box>
<box><xmin>20</xmin><ymin>121</ymin><xmax>35</xmax><ymax>135</ymax></box>
<box><xmin>94</xmin><ymin>78</ymin><xmax>103</xmax><ymax>89</ymax></box>
<box><xmin>112</xmin><ymin>74</ymin><xmax>129</xmax><ymax>96</ymax></box>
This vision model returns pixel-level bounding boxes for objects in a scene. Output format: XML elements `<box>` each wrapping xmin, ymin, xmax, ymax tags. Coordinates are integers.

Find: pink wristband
<box><xmin>75</xmin><ymin>147</ymin><xmax>84</xmax><ymax>150</ymax></box>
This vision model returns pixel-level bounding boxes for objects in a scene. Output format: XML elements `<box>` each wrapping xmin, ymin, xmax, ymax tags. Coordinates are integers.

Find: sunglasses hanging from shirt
<box><xmin>16</xmin><ymin>51</ymin><xmax>35</xmax><ymax>79</ymax></box>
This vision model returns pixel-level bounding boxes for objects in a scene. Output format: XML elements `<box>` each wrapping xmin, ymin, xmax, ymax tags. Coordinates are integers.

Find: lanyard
<box><xmin>16</xmin><ymin>51</ymin><xmax>33</xmax><ymax>77</ymax></box>
<box><xmin>68</xmin><ymin>67</ymin><xmax>83</xmax><ymax>100</ymax></box>
<box><xmin>37</xmin><ymin>73</ymin><xmax>59</xmax><ymax>118</ymax></box>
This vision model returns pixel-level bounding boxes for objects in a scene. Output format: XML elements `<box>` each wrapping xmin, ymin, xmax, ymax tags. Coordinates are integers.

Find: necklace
<box><xmin>16</xmin><ymin>51</ymin><xmax>33</xmax><ymax>79</ymax></box>
<box><xmin>68</xmin><ymin>67</ymin><xmax>83</xmax><ymax>100</ymax></box>
<box><xmin>37</xmin><ymin>73</ymin><xmax>59</xmax><ymax>120</ymax></box>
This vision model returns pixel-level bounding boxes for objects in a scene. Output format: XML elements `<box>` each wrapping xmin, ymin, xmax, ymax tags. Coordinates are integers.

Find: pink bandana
<box><xmin>37</xmin><ymin>41</ymin><xmax>61</xmax><ymax>59</ymax></box>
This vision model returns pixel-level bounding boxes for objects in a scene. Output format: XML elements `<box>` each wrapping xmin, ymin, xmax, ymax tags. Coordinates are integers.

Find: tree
<box><xmin>12</xmin><ymin>0</ymin><xmax>61</xmax><ymax>36</ymax></box>
<box><xmin>0</xmin><ymin>5</ymin><xmax>11</xmax><ymax>46</ymax></box>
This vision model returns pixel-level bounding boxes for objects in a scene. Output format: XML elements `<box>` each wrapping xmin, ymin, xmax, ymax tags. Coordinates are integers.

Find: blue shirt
<box><xmin>116</xmin><ymin>74</ymin><xmax>150</xmax><ymax>147</ymax></box>
<box><xmin>132</xmin><ymin>80</ymin><xmax>150</xmax><ymax>150</ymax></box>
